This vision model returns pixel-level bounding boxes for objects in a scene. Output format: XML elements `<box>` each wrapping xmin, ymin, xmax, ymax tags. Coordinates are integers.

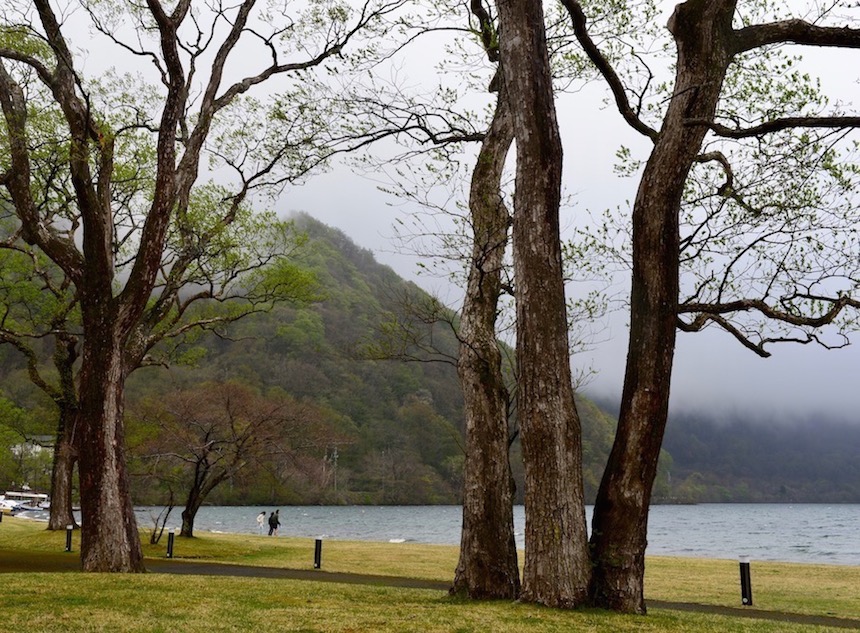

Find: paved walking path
<box><xmin>3</xmin><ymin>549</ymin><xmax>860</xmax><ymax>630</ymax></box>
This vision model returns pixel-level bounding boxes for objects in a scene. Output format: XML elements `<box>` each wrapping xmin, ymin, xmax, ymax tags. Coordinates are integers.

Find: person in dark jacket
<box><xmin>268</xmin><ymin>509</ymin><xmax>280</xmax><ymax>536</ymax></box>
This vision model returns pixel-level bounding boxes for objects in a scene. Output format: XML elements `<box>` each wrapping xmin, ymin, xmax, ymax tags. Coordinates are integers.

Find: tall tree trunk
<box><xmin>48</xmin><ymin>332</ymin><xmax>79</xmax><ymax>531</ymax></box>
<box><xmin>589</xmin><ymin>0</ymin><xmax>735</xmax><ymax>613</ymax></box>
<box><xmin>76</xmin><ymin>327</ymin><xmax>144</xmax><ymax>572</ymax></box>
<box><xmin>47</xmin><ymin>414</ymin><xmax>78</xmax><ymax>530</ymax></box>
<box><xmin>498</xmin><ymin>0</ymin><xmax>591</xmax><ymax>608</ymax></box>
<box><xmin>451</xmin><ymin>88</ymin><xmax>520</xmax><ymax>600</ymax></box>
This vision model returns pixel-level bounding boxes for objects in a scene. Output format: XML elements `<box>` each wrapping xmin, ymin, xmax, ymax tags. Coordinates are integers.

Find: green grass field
<box><xmin>1</xmin><ymin>515</ymin><xmax>858</xmax><ymax>632</ymax></box>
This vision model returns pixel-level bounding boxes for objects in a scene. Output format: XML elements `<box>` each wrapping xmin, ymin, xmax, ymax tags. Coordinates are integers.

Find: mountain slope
<box><xmin>126</xmin><ymin>213</ymin><xmax>625</xmax><ymax>504</ymax></box>
<box><xmin>3</xmin><ymin>213</ymin><xmax>623</xmax><ymax>505</ymax></box>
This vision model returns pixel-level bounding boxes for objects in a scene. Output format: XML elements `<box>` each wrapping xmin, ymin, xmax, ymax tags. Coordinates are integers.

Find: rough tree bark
<box><xmin>497</xmin><ymin>0</ymin><xmax>860</xmax><ymax>613</ymax></box>
<box><xmin>588</xmin><ymin>0</ymin><xmax>741</xmax><ymax>613</ymax></box>
<box><xmin>0</xmin><ymin>0</ymin><xmax>177</xmax><ymax>572</ymax></box>
<box><xmin>47</xmin><ymin>332</ymin><xmax>79</xmax><ymax>531</ymax></box>
<box><xmin>76</xmin><ymin>325</ymin><xmax>144</xmax><ymax>572</ymax></box>
<box><xmin>2</xmin><ymin>0</ymin><xmax>400</xmax><ymax>571</ymax></box>
<box><xmin>47</xmin><ymin>412</ymin><xmax>78</xmax><ymax>531</ymax></box>
<box><xmin>586</xmin><ymin>0</ymin><xmax>860</xmax><ymax>611</ymax></box>
<box><xmin>1</xmin><ymin>0</ymin><xmax>308</xmax><ymax>549</ymax></box>
<box><xmin>451</xmin><ymin>86</ymin><xmax>520</xmax><ymax>600</ymax></box>
<box><xmin>497</xmin><ymin>0</ymin><xmax>591</xmax><ymax>608</ymax></box>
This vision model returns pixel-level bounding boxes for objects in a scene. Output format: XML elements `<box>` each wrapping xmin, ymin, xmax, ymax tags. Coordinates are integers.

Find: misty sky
<box><xmin>285</xmin><ymin>161</ymin><xmax>860</xmax><ymax>424</ymax></box>
<box><xmin>282</xmin><ymin>49</ymin><xmax>860</xmax><ymax>423</ymax></box>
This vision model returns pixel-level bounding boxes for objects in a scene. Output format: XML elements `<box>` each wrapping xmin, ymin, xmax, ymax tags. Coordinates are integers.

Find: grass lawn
<box><xmin>1</xmin><ymin>515</ymin><xmax>858</xmax><ymax>632</ymax></box>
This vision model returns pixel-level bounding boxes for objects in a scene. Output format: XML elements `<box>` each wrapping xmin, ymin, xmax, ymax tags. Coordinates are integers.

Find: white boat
<box><xmin>0</xmin><ymin>497</ymin><xmax>22</xmax><ymax>514</ymax></box>
<box><xmin>1</xmin><ymin>491</ymin><xmax>49</xmax><ymax>514</ymax></box>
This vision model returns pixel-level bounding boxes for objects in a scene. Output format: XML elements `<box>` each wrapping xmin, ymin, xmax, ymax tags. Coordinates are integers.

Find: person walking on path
<box><xmin>256</xmin><ymin>511</ymin><xmax>266</xmax><ymax>535</ymax></box>
<box><xmin>268</xmin><ymin>510</ymin><xmax>280</xmax><ymax>536</ymax></box>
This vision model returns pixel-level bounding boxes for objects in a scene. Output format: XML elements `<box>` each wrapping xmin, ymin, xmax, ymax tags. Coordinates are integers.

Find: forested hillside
<box><xmin>593</xmin><ymin>396</ymin><xmax>860</xmax><ymax>503</ymax></box>
<box><xmin>1</xmin><ymin>213</ymin><xmax>623</xmax><ymax>506</ymax></box>
<box><xmin>661</xmin><ymin>411</ymin><xmax>860</xmax><ymax>503</ymax></box>
<box><xmin>9</xmin><ymin>212</ymin><xmax>852</xmax><ymax>506</ymax></box>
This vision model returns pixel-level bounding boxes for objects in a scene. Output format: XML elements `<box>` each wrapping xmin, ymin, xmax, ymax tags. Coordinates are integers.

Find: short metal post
<box><xmin>0</xmin><ymin>509</ymin><xmax>3</xmax><ymax>523</ymax></box>
<box><xmin>314</xmin><ymin>538</ymin><xmax>322</xmax><ymax>569</ymax></box>
<box><xmin>166</xmin><ymin>528</ymin><xmax>175</xmax><ymax>558</ymax></box>
<box><xmin>739</xmin><ymin>555</ymin><xmax>753</xmax><ymax>606</ymax></box>
<box><xmin>65</xmin><ymin>525</ymin><xmax>73</xmax><ymax>552</ymax></box>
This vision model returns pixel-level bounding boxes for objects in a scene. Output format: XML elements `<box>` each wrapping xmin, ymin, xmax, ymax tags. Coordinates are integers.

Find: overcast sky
<box><xmin>278</xmin><ymin>11</ymin><xmax>860</xmax><ymax>424</ymax></box>
<box><xmin>283</xmin><ymin>129</ymin><xmax>860</xmax><ymax>424</ymax></box>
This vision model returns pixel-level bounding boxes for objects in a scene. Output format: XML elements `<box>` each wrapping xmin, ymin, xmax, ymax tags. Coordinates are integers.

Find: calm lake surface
<box><xmin>132</xmin><ymin>504</ymin><xmax>860</xmax><ymax>566</ymax></box>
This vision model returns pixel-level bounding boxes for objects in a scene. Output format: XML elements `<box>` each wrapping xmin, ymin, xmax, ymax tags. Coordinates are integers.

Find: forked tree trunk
<box><xmin>180</xmin><ymin>472</ymin><xmax>226</xmax><ymax>538</ymax></box>
<box><xmin>76</xmin><ymin>330</ymin><xmax>144</xmax><ymax>573</ymax></box>
<box><xmin>180</xmin><ymin>467</ymin><xmax>205</xmax><ymax>538</ymax></box>
<box><xmin>451</xmin><ymin>88</ymin><xmax>520</xmax><ymax>600</ymax></box>
<box><xmin>498</xmin><ymin>0</ymin><xmax>591</xmax><ymax>608</ymax></box>
<box><xmin>180</xmin><ymin>500</ymin><xmax>201</xmax><ymax>538</ymax></box>
<box><xmin>589</xmin><ymin>0</ymin><xmax>735</xmax><ymax>613</ymax></box>
<box><xmin>180</xmin><ymin>477</ymin><xmax>204</xmax><ymax>538</ymax></box>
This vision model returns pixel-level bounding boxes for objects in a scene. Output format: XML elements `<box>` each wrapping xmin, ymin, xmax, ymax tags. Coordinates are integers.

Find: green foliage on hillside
<box><xmin>125</xmin><ymin>214</ymin><xmax>628</xmax><ymax>505</ymax></box>
<box><xmin>121</xmin><ymin>214</ymin><xmax>472</xmax><ymax>505</ymax></box>
<box><xmin>2</xmin><ymin>213</ymin><xmax>625</xmax><ymax>505</ymax></box>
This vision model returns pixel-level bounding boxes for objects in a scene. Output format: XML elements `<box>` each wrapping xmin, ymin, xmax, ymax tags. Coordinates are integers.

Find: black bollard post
<box><xmin>739</xmin><ymin>555</ymin><xmax>753</xmax><ymax>606</ymax></box>
<box><xmin>0</xmin><ymin>509</ymin><xmax>3</xmax><ymax>523</ymax></box>
<box><xmin>167</xmin><ymin>528</ymin><xmax>175</xmax><ymax>558</ymax></box>
<box><xmin>314</xmin><ymin>538</ymin><xmax>322</xmax><ymax>569</ymax></box>
<box><xmin>65</xmin><ymin>525</ymin><xmax>73</xmax><ymax>552</ymax></box>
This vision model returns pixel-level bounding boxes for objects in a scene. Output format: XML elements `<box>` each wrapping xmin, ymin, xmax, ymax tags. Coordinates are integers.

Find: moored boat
<box><xmin>1</xmin><ymin>491</ymin><xmax>50</xmax><ymax>514</ymax></box>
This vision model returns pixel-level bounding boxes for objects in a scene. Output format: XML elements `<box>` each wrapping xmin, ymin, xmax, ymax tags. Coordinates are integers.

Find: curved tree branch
<box><xmin>0</xmin><ymin>61</ymin><xmax>84</xmax><ymax>282</ymax></box>
<box><xmin>694</xmin><ymin>115</ymin><xmax>860</xmax><ymax>138</ymax></box>
<box><xmin>733</xmin><ymin>19</ymin><xmax>860</xmax><ymax>54</ymax></box>
<box><xmin>678</xmin><ymin>292</ymin><xmax>859</xmax><ymax>357</ymax></box>
<box><xmin>560</xmin><ymin>0</ymin><xmax>658</xmax><ymax>141</ymax></box>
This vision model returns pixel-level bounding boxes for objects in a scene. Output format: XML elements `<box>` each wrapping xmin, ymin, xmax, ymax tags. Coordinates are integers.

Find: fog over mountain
<box><xmin>284</xmin><ymin>170</ymin><xmax>860</xmax><ymax>425</ymax></box>
<box><xmin>585</xmin><ymin>323</ymin><xmax>859</xmax><ymax>424</ymax></box>
<box><xmin>587</xmin><ymin>394</ymin><xmax>860</xmax><ymax>503</ymax></box>
<box><xmin>275</xmin><ymin>17</ymin><xmax>860</xmax><ymax>425</ymax></box>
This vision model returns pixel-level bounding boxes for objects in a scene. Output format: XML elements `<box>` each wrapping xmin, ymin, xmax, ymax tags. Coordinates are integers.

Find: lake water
<box><xmin>131</xmin><ymin>503</ymin><xmax>860</xmax><ymax>566</ymax></box>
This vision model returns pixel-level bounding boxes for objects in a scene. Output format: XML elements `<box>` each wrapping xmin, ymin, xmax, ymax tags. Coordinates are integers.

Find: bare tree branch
<box><xmin>733</xmin><ymin>19</ymin><xmax>860</xmax><ymax>54</ymax></box>
<box><xmin>695</xmin><ymin>115</ymin><xmax>860</xmax><ymax>138</ymax></box>
<box><xmin>560</xmin><ymin>0</ymin><xmax>658</xmax><ymax>141</ymax></box>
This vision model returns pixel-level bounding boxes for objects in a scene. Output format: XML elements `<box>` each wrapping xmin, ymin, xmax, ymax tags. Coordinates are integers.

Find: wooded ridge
<box><xmin>2</xmin><ymin>214</ymin><xmax>855</xmax><ymax>505</ymax></box>
<box><xmin>594</xmin><ymin>396</ymin><xmax>860</xmax><ymax>504</ymax></box>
